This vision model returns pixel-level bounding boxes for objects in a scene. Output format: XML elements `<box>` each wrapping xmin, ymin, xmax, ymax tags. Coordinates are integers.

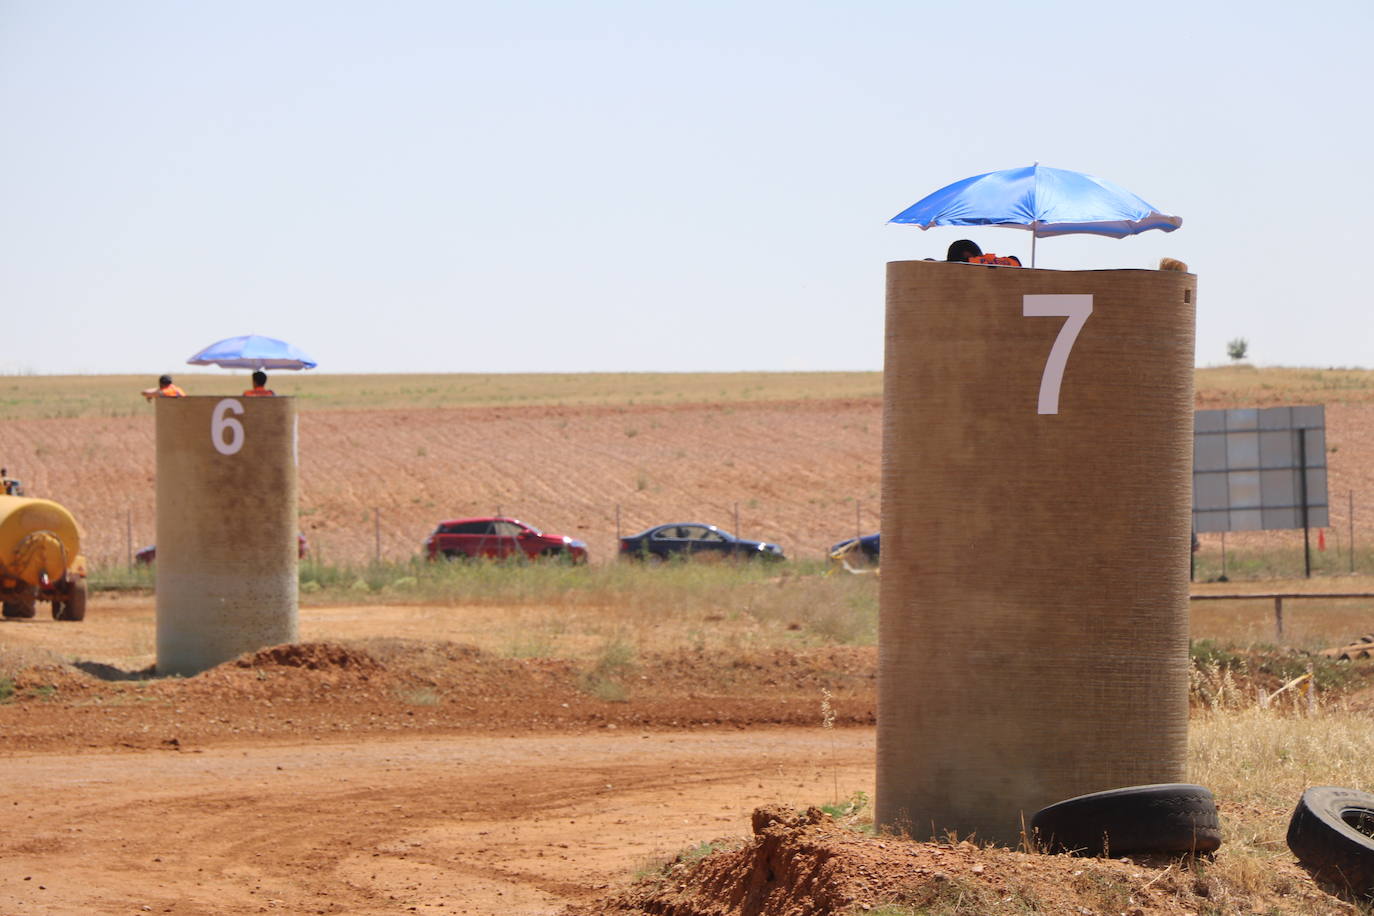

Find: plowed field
<box><xmin>4</xmin><ymin>393</ymin><xmax>1372</xmax><ymax>568</ymax></box>
<box><xmin>4</xmin><ymin>399</ymin><xmax>884</xmax><ymax>566</ymax></box>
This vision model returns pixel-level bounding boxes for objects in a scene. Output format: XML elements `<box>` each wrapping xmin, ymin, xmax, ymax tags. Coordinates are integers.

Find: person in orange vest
<box><xmin>242</xmin><ymin>370</ymin><xmax>275</xmax><ymax>397</ymax></box>
<box><xmin>141</xmin><ymin>374</ymin><xmax>186</xmax><ymax>400</ymax></box>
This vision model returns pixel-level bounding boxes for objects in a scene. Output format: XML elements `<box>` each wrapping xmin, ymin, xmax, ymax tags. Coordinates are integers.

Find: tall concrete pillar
<box><xmin>156</xmin><ymin>396</ymin><xmax>298</xmax><ymax>676</ymax></box>
<box><xmin>876</xmin><ymin>261</ymin><xmax>1196</xmax><ymax>844</ymax></box>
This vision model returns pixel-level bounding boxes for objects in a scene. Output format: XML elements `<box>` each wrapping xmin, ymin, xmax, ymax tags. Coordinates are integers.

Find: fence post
<box><xmin>126</xmin><ymin>508</ymin><xmax>133</xmax><ymax>568</ymax></box>
<box><xmin>374</xmin><ymin>507</ymin><xmax>381</xmax><ymax>564</ymax></box>
<box><xmin>1351</xmin><ymin>490</ymin><xmax>1356</xmax><ymax>574</ymax></box>
<box><xmin>1274</xmin><ymin>596</ymin><xmax>1284</xmax><ymax>639</ymax></box>
<box><xmin>734</xmin><ymin>502</ymin><xmax>740</xmax><ymax>539</ymax></box>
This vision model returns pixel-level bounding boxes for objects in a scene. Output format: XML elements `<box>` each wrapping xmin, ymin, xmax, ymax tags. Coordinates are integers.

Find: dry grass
<box><xmin>1195</xmin><ymin>365</ymin><xmax>1374</xmax><ymax>406</ymax></box>
<box><xmin>0</xmin><ymin>371</ymin><xmax>884</xmax><ymax>419</ymax></box>
<box><xmin>1190</xmin><ymin>581</ymin><xmax>1374</xmax><ymax>653</ymax></box>
<box><xmin>5</xmin><ymin>366</ymin><xmax>1372</xmax><ymax>420</ymax></box>
<box><xmin>1190</xmin><ymin>705</ymin><xmax>1374</xmax><ymax>911</ymax></box>
<box><xmin>294</xmin><ymin>561</ymin><xmax>879</xmax><ymax>663</ymax></box>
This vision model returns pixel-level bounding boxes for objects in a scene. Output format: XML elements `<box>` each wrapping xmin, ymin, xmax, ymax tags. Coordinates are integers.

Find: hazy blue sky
<box><xmin>3</xmin><ymin>0</ymin><xmax>1370</xmax><ymax>375</ymax></box>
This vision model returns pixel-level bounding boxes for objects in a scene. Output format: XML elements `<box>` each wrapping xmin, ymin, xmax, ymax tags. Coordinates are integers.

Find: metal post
<box><xmin>1299</xmin><ymin>430</ymin><xmax>1311</xmax><ymax>579</ymax></box>
<box><xmin>374</xmin><ymin>507</ymin><xmax>381</xmax><ymax>564</ymax></box>
<box><xmin>126</xmin><ymin>508</ymin><xmax>133</xmax><ymax>568</ymax></box>
<box><xmin>734</xmin><ymin>502</ymin><xmax>740</xmax><ymax>539</ymax></box>
<box><xmin>615</xmin><ymin>504</ymin><xmax>621</xmax><ymax>543</ymax></box>
<box><xmin>1352</xmin><ymin>490</ymin><xmax>1357</xmax><ymax>574</ymax></box>
<box><xmin>856</xmin><ymin>500</ymin><xmax>862</xmax><ymax>542</ymax></box>
<box><xmin>1221</xmin><ymin>531</ymin><xmax>1228</xmax><ymax>581</ymax></box>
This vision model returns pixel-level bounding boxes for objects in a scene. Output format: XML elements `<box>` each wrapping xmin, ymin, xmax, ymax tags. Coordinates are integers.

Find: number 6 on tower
<box><xmin>1023</xmin><ymin>294</ymin><xmax>1093</xmax><ymax>415</ymax></box>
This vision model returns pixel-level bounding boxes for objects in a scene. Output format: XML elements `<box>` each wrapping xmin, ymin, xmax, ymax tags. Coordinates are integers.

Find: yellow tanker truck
<box><xmin>0</xmin><ymin>495</ymin><xmax>88</xmax><ymax>621</ymax></box>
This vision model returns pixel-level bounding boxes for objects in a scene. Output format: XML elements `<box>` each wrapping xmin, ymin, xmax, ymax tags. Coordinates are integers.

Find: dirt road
<box><xmin>2</xmin><ymin>729</ymin><xmax>874</xmax><ymax>915</ymax></box>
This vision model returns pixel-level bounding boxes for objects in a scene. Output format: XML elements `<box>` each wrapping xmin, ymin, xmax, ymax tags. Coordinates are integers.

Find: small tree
<box><xmin>1226</xmin><ymin>337</ymin><xmax>1249</xmax><ymax>362</ymax></box>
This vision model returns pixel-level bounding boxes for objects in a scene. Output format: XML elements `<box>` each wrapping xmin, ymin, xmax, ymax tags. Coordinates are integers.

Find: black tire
<box><xmin>2</xmin><ymin>600</ymin><xmax>36</xmax><ymax>619</ymax></box>
<box><xmin>53</xmin><ymin>579</ymin><xmax>87</xmax><ymax>622</ymax></box>
<box><xmin>1286</xmin><ymin>786</ymin><xmax>1374</xmax><ymax>897</ymax></box>
<box><xmin>1031</xmin><ymin>784</ymin><xmax>1222</xmax><ymax>857</ymax></box>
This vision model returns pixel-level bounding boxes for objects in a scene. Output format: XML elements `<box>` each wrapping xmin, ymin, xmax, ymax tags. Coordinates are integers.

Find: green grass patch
<box><xmin>580</xmin><ymin>636</ymin><xmax>636</xmax><ymax>702</ymax></box>
<box><xmin>87</xmin><ymin>563</ymin><xmax>155</xmax><ymax>591</ymax></box>
<box><xmin>1191</xmin><ymin>543</ymin><xmax>1372</xmax><ymax>582</ymax></box>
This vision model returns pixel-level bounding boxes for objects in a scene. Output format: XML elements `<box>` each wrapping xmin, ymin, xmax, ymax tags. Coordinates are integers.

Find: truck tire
<box><xmin>3</xmin><ymin>600</ymin><xmax>36</xmax><ymax>619</ymax></box>
<box><xmin>1286</xmin><ymin>786</ymin><xmax>1374</xmax><ymax>897</ymax></box>
<box><xmin>1031</xmin><ymin>784</ymin><xmax>1222</xmax><ymax>856</ymax></box>
<box><xmin>53</xmin><ymin>580</ymin><xmax>87</xmax><ymax>622</ymax></box>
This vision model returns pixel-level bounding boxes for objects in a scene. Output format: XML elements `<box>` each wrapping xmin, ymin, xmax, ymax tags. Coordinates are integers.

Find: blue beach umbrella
<box><xmin>888</xmin><ymin>164</ymin><xmax>1181</xmax><ymax>266</ymax></box>
<box><xmin>186</xmin><ymin>334</ymin><xmax>318</xmax><ymax>370</ymax></box>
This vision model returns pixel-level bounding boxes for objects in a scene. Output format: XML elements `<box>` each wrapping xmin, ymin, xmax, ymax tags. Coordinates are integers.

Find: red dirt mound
<box><xmin>584</xmin><ymin>805</ymin><xmax>1319</xmax><ymax>916</ymax></box>
<box><xmin>233</xmin><ymin>641</ymin><xmax>385</xmax><ymax>672</ymax></box>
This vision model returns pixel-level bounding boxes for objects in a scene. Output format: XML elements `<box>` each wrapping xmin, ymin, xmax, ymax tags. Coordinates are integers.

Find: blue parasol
<box><xmin>889</xmin><ymin>164</ymin><xmax>1181</xmax><ymax>265</ymax></box>
<box><xmin>186</xmin><ymin>335</ymin><xmax>318</xmax><ymax>370</ymax></box>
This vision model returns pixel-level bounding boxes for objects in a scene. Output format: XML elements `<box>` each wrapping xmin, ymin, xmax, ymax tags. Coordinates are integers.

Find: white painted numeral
<box><xmin>211</xmin><ymin>398</ymin><xmax>246</xmax><ymax>455</ymax></box>
<box><xmin>1023</xmin><ymin>294</ymin><xmax>1093</xmax><ymax>415</ymax></box>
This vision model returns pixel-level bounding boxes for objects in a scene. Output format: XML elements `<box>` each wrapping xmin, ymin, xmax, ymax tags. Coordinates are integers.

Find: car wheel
<box><xmin>53</xmin><ymin>580</ymin><xmax>87</xmax><ymax>622</ymax></box>
<box><xmin>2</xmin><ymin>600</ymin><xmax>36</xmax><ymax>619</ymax></box>
<box><xmin>1287</xmin><ymin>786</ymin><xmax>1374</xmax><ymax>896</ymax></box>
<box><xmin>1031</xmin><ymin>784</ymin><xmax>1222</xmax><ymax>857</ymax></box>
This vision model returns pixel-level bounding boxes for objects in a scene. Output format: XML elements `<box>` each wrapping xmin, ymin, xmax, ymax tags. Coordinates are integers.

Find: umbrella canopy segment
<box><xmin>186</xmin><ymin>335</ymin><xmax>318</xmax><ymax>371</ymax></box>
<box><xmin>888</xmin><ymin>165</ymin><xmax>1181</xmax><ymax>239</ymax></box>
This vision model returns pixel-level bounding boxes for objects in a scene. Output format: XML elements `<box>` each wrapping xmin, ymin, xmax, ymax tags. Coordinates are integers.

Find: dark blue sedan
<box><xmin>829</xmin><ymin>532</ymin><xmax>879</xmax><ymax>565</ymax></box>
<box><xmin>619</xmin><ymin>523</ymin><xmax>785</xmax><ymax>562</ymax></box>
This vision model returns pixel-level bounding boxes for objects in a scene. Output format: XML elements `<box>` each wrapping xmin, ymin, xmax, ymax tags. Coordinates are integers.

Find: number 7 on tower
<box><xmin>1022</xmin><ymin>295</ymin><xmax>1093</xmax><ymax>415</ymax></box>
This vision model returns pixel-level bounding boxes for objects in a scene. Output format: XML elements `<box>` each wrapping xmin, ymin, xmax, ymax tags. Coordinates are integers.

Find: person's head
<box><xmin>252</xmin><ymin>370</ymin><xmax>268</xmax><ymax>388</ymax></box>
<box><xmin>947</xmin><ymin>239</ymin><xmax>982</xmax><ymax>262</ymax></box>
<box><xmin>159</xmin><ymin>375</ymin><xmax>173</xmax><ymax>387</ymax></box>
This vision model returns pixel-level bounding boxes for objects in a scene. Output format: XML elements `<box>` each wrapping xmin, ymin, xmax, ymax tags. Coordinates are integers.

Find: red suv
<box><xmin>424</xmin><ymin>517</ymin><xmax>588</xmax><ymax>563</ymax></box>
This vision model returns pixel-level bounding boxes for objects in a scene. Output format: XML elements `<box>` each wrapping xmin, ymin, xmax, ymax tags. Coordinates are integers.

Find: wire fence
<box><xmin>86</xmin><ymin>490</ymin><xmax>1367</xmax><ymax>580</ymax></box>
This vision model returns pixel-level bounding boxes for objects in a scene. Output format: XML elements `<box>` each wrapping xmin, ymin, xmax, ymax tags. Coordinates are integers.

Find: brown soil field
<box><xmin>7</xmin><ymin>399</ymin><xmax>886</xmax><ymax>566</ymax></box>
<box><xmin>5</xmin><ymin>597</ymin><xmax>1374</xmax><ymax>915</ymax></box>
<box><xmin>2</xmin><ymin>370</ymin><xmax>1373</xmax><ymax>915</ymax></box>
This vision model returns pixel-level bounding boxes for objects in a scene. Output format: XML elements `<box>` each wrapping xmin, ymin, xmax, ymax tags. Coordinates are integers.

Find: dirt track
<box><xmin>0</xmin><ymin>597</ymin><xmax>879</xmax><ymax>914</ymax></box>
<box><xmin>2</xmin><ymin>729</ymin><xmax>874</xmax><ymax>915</ymax></box>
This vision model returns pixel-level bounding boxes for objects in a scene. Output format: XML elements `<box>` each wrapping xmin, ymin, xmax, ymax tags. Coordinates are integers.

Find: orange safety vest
<box><xmin>159</xmin><ymin>384</ymin><xmax>187</xmax><ymax>397</ymax></box>
<box><xmin>969</xmin><ymin>253</ymin><xmax>1022</xmax><ymax>267</ymax></box>
<box><xmin>242</xmin><ymin>387</ymin><xmax>275</xmax><ymax>397</ymax></box>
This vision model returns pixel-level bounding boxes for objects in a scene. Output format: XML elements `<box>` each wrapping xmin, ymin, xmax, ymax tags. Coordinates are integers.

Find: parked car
<box><xmin>619</xmin><ymin>523</ymin><xmax>785</xmax><ymax>562</ymax></box>
<box><xmin>135</xmin><ymin>533</ymin><xmax>309</xmax><ymax>565</ymax></box>
<box><xmin>829</xmin><ymin>532</ymin><xmax>880</xmax><ymax>565</ymax></box>
<box><xmin>425</xmin><ymin>517</ymin><xmax>588</xmax><ymax>563</ymax></box>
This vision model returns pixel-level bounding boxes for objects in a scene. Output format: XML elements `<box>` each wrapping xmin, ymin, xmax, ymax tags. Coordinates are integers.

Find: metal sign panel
<box><xmin>1193</xmin><ymin>405</ymin><xmax>1328</xmax><ymax>533</ymax></box>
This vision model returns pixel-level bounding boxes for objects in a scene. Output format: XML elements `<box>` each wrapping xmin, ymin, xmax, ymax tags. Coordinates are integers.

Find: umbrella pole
<box><xmin>1031</xmin><ymin>223</ymin><xmax>1038</xmax><ymax>268</ymax></box>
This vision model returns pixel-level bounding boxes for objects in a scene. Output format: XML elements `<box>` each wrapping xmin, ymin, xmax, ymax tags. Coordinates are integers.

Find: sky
<box><xmin>2</xmin><ymin>0</ymin><xmax>1371</xmax><ymax>376</ymax></box>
